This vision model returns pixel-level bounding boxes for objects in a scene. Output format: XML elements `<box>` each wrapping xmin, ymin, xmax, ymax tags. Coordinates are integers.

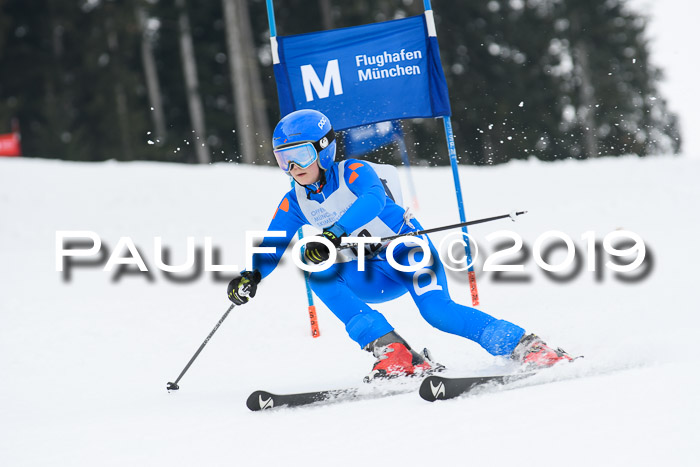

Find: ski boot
<box><xmin>363</xmin><ymin>331</ymin><xmax>444</xmax><ymax>382</ymax></box>
<box><xmin>512</xmin><ymin>333</ymin><xmax>573</xmax><ymax>369</ymax></box>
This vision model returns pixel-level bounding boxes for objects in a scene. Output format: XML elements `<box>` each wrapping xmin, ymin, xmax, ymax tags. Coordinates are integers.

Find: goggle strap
<box><xmin>312</xmin><ymin>128</ymin><xmax>335</xmax><ymax>154</ymax></box>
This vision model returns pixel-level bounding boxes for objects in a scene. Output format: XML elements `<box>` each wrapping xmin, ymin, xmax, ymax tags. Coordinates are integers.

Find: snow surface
<box><xmin>1</xmin><ymin>155</ymin><xmax>699</xmax><ymax>466</ymax></box>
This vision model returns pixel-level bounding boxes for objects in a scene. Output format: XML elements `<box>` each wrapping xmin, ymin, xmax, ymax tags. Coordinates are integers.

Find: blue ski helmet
<box><xmin>272</xmin><ymin>109</ymin><xmax>336</xmax><ymax>172</ymax></box>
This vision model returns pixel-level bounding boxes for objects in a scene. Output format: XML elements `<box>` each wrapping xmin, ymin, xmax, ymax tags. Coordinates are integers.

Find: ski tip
<box><xmin>246</xmin><ymin>390</ymin><xmax>276</xmax><ymax>411</ymax></box>
<box><xmin>419</xmin><ymin>376</ymin><xmax>446</xmax><ymax>402</ymax></box>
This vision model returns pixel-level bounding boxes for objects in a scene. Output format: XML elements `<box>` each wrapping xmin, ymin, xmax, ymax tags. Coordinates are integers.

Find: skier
<box><xmin>228</xmin><ymin>109</ymin><xmax>572</xmax><ymax>381</ymax></box>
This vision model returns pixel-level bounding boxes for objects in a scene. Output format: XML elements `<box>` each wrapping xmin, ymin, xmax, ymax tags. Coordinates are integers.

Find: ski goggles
<box><xmin>273</xmin><ymin>129</ymin><xmax>335</xmax><ymax>172</ymax></box>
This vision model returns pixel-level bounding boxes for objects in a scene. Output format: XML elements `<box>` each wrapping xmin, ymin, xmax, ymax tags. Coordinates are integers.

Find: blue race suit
<box><xmin>252</xmin><ymin>159</ymin><xmax>525</xmax><ymax>355</ymax></box>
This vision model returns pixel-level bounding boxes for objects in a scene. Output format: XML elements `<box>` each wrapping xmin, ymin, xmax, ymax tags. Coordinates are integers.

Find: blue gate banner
<box><xmin>344</xmin><ymin>121</ymin><xmax>401</xmax><ymax>157</ymax></box>
<box><xmin>272</xmin><ymin>15</ymin><xmax>451</xmax><ymax>131</ymax></box>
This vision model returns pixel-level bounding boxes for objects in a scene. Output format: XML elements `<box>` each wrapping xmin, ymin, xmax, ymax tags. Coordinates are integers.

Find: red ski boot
<box><xmin>512</xmin><ymin>333</ymin><xmax>573</xmax><ymax>368</ymax></box>
<box><xmin>364</xmin><ymin>331</ymin><xmax>438</xmax><ymax>382</ymax></box>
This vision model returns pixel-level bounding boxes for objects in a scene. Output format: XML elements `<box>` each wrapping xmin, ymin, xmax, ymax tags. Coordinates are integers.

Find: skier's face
<box><xmin>289</xmin><ymin>160</ymin><xmax>321</xmax><ymax>185</ymax></box>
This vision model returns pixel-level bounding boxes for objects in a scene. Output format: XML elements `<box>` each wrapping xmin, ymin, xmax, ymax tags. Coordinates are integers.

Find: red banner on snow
<box><xmin>0</xmin><ymin>132</ymin><xmax>21</xmax><ymax>157</ymax></box>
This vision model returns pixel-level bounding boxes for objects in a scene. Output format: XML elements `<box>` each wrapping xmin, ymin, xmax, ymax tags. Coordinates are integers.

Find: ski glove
<box><xmin>227</xmin><ymin>270</ymin><xmax>261</xmax><ymax>305</ymax></box>
<box><xmin>304</xmin><ymin>225</ymin><xmax>345</xmax><ymax>265</ymax></box>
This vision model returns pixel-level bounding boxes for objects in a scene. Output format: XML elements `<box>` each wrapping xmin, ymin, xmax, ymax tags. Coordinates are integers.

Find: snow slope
<box><xmin>1</xmin><ymin>155</ymin><xmax>698</xmax><ymax>466</ymax></box>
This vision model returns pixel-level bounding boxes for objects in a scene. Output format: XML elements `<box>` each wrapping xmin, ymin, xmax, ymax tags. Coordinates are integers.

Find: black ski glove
<box><xmin>227</xmin><ymin>270</ymin><xmax>261</xmax><ymax>305</ymax></box>
<box><xmin>304</xmin><ymin>227</ymin><xmax>344</xmax><ymax>264</ymax></box>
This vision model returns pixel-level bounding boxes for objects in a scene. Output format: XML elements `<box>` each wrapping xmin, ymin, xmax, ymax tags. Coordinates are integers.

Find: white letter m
<box><xmin>300</xmin><ymin>59</ymin><xmax>343</xmax><ymax>102</ymax></box>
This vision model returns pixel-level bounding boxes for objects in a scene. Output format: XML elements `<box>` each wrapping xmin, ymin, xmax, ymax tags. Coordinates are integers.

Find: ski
<box><xmin>246</xmin><ymin>384</ymin><xmax>416</xmax><ymax>411</ymax></box>
<box><xmin>247</xmin><ymin>388</ymin><xmax>356</xmax><ymax>411</ymax></box>
<box><xmin>419</xmin><ymin>373</ymin><xmax>534</xmax><ymax>402</ymax></box>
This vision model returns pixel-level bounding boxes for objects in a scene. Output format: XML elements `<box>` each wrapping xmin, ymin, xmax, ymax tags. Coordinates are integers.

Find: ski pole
<box><xmin>381</xmin><ymin>210</ymin><xmax>527</xmax><ymax>242</ymax></box>
<box><xmin>338</xmin><ymin>211</ymin><xmax>527</xmax><ymax>250</ymax></box>
<box><xmin>167</xmin><ymin>303</ymin><xmax>235</xmax><ymax>391</ymax></box>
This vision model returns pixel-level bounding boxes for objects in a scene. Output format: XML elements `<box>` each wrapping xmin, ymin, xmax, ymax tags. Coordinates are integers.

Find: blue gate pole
<box><xmin>292</xmin><ymin>180</ymin><xmax>321</xmax><ymax>338</ymax></box>
<box><xmin>423</xmin><ymin>0</ymin><xmax>480</xmax><ymax>306</ymax></box>
<box><xmin>265</xmin><ymin>0</ymin><xmax>277</xmax><ymax>36</ymax></box>
<box><xmin>267</xmin><ymin>0</ymin><xmax>321</xmax><ymax>336</ymax></box>
<box><xmin>291</xmin><ymin>181</ymin><xmax>321</xmax><ymax>338</ymax></box>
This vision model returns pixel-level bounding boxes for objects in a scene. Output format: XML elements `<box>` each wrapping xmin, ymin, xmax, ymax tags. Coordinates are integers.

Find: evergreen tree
<box><xmin>557</xmin><ymin>0</ymin><xmax>680</xmax><ymax>157</ymax></box>
<box><xmin>0</xmin><ymin>0</ymin><xmax>680</xmax><ymax>164</ymax></box>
